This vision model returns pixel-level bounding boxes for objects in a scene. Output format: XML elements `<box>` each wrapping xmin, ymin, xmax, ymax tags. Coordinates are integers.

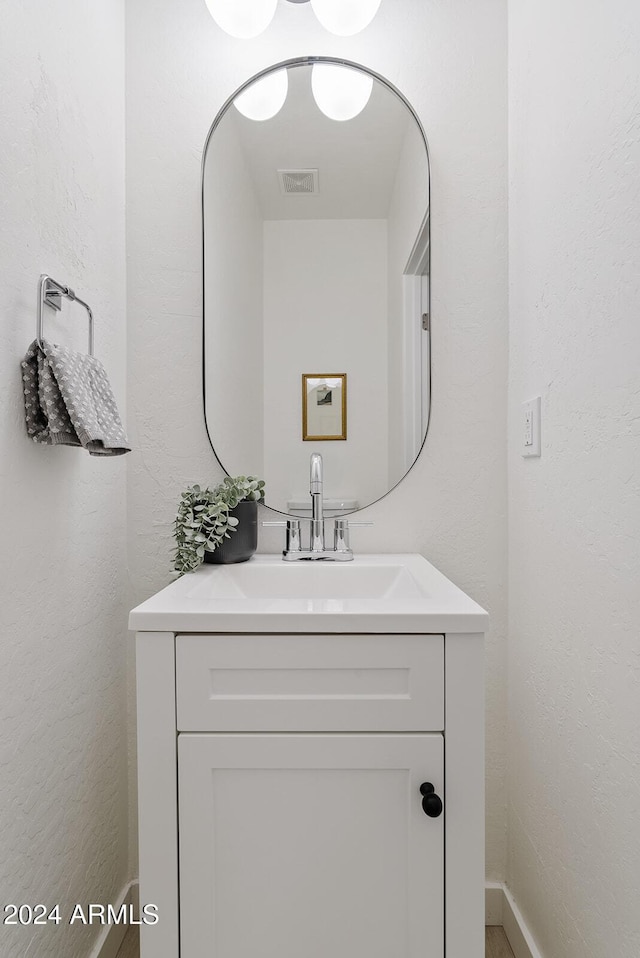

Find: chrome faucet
<box><xmin>263</xmin><ymin>453</ymin><xmax>372</xmax><ymax>561</ymax></box>
<box><xmin>309</xmin><ymin>453</ymin><xmax>325</xmax><ymax>552</ymax></box>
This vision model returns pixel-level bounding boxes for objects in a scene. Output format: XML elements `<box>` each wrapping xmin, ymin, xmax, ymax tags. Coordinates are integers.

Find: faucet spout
<box><xmin>310</xmin><ymin>453</ymin><xmax>323</xmax><ymax>496</ymax></box>
<box><xmin>309</xmin><ymin>453</ymin><xmax>324</xmax><ymax>551</ymax></box>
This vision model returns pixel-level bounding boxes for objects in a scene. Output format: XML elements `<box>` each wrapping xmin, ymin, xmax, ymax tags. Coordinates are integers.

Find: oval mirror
<box><xmin>203</xmin><ymin>57</ymin><xmax>430</xmax><ymax>516</ymax></box>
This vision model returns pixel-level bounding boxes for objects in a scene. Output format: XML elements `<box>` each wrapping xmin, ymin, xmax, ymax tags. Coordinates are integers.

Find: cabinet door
<box><xmin>178</xmin><ymin>733</ymin><xmax>443</xmax><ymax>958</ymax></box>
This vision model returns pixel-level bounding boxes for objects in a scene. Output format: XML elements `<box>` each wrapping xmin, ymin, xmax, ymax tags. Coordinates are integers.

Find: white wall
<box><xmin>204</xmin><ymin>117</ymin><xmax>264</xmax><ymax>479</ymax></box>
<box><xmin>263</xmin><ymin>219</ymin><xmax>388</xmax><ymax>511</ymax></box>
<box><xmin>126</xmin><ymin>0</ymin><xmax>508</xmax><ymax>880</ymax></box>
<box><xmin>0</xmin><ymin>2</ymin><xmax>128</xmax><ymax>956</ymax></box>
<box><xmin>508</xmin><ymin>1</ymin><xmax>640</xmax><ymax>955</ymax></box>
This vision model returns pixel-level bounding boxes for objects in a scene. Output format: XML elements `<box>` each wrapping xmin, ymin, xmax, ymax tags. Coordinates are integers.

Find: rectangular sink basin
<box><xmin>129</xmin><ymin>554</ymin><xmax>488</xmax><ymax>634</ymax></box>
<box><xmin>186</xmin><ymin>561</ymin><xmax>427</xmax><ymax>601</ymax></box>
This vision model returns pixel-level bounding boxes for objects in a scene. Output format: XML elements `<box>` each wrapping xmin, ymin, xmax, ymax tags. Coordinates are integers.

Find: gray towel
<box><xmin>21</xmin><ymin>340</ymin><xmax>131</xmax><ymax>456</ymax></box>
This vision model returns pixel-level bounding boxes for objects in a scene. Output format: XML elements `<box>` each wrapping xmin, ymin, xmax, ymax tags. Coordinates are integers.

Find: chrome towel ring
<box><xmin>36</xmin><ymin>274</ymin><xmax>95</xmax><ymax>356</ymax></box>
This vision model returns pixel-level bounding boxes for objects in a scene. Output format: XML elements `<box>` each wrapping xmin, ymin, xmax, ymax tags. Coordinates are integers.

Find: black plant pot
<box><xmin>204</xmin><ymin>499</ymin><xmax>258</xmax><ymax>565</ymax></box>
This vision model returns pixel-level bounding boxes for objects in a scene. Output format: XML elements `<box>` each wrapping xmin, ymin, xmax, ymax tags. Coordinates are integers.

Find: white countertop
<box><xmin>129</xmin><ymin>554</ymin><xmax>488</xmax><ymax>634</ymax></box>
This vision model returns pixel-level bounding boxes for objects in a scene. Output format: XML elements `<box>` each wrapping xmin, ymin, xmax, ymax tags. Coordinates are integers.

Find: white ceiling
<box><xmin>224</xmin><ymin>64</ymin><xmax>416</xmax><ymax>220</ymax></box>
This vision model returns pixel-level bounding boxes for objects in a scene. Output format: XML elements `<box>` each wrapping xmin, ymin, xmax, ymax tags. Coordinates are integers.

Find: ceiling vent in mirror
<box><xmin>278</xmin><ymin>169</ymin><xmax>319</xmax><ymax>195</ymax></box>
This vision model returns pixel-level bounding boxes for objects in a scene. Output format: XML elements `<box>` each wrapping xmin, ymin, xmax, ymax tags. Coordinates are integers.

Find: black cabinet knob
<box><xmin>419</xmin><ymin>782</ymin><xmax>443</xmax><ymax>818</ymax></box>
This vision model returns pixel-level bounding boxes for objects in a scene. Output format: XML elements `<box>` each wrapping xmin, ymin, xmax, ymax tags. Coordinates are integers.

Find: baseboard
<box><xmin>485</xmin><ymin>882</ymin><xmax>544</xmax><ymax>958</ymax></box>
<box><xmin>485</xmin><ymin>881</ymin><xmax>504</xmax><ymax>924</ymax></box>
<box><xmin>88</xmin><ymin>880</ymin><xmax>139</xmax><ymax>958</ymax></box>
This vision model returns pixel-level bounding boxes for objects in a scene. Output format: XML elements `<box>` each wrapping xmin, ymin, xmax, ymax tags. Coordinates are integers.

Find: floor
<box><xmin>486</xmin><ymin>926</ymin><xmax>518</xmax><ymax>958</ymax></box>
<box><xmin>116</xmin><ymin>926</ymin><xmax>516</xmax><ymax>957</ymax></box>
<box><xmin>115</xmin><ymin>927</ymin><xmax>139</xmax><ymax>958</ymax></box>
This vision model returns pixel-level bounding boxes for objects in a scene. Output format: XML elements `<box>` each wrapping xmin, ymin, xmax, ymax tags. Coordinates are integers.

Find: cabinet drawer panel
<box><xmin>176</xmin><ymin>634</ymin><xmax>443</xmax><ymax>731</ymax></box>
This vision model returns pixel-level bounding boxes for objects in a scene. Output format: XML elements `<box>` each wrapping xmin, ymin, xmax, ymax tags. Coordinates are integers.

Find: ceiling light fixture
<box><xmin>234</xmin><ymin>69</ymin><xmax>289</xmax><ymax>121</ymax></box>
<box><xmin>204</xmin><ymin>0</ymin><xmax>278</xmax><ymax>39</ymax></box>
<box><xmin>311</xmin><ymin>64</ymin><xmax>373</xmax><ymax>122</ymax></box>
<box><xmin>309</xmin><ymin>0</ymin><xmax>382</xmax><ymax>36</ymax></box>
<box><xmin>206</xmin><ymin>0</ymin><xmax>381</xmax><ymax>38</ymax></box>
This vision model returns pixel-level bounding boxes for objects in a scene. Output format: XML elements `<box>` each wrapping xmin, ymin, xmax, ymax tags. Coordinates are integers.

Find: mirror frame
<box><xmin>201</xmin><ymin>56</ymin><xmax>432</xmax><ymax>516</ymax></box>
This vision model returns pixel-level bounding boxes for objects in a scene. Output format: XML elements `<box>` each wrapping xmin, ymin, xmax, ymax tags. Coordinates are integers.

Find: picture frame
<box><xmin>302</xmin><ymin>373</ymin><xmax>347</xmax><ymax>441</ymax></box>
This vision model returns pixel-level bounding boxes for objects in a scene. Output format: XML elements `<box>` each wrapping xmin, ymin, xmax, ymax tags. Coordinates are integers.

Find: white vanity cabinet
<box><xmin>129</xmin><ymin>555</ymin><xmax>487</xmax><ymax>958</ymax></box>
<box><xmin>131</xmin><ymin>556</ymin><xmax>486</xmax><ymax>958</ymax></box>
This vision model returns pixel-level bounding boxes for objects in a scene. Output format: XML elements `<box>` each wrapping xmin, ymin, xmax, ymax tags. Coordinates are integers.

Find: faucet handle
<box><xmin>262</xmin><ymin>519</ymin><xmax>302</xmax><ymax>553</ymax></box>
<box><xmin>285</xmin><ymin>519</ymin><xmax>302</xmax><ymax>553</ymax></box>
<box><xmin>333</xmin><ymin>518</ymin><xmax>373</xmax><ymax>553</ymax></box>
<box><xmin>334</xmin><ymin>518</ymin><xmax>350</xmax><ymax>553</ymax></box>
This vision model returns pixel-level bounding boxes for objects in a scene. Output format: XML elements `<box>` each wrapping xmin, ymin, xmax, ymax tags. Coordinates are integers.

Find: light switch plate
<box><xmin>522</xmin><ymin>397</ymin><xmax>541</xmax><ymax>457</ymax></box>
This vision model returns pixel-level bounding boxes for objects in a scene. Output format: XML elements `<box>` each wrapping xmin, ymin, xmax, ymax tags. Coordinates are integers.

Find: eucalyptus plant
<box><xmin>173</xmin><ymin>476</ymin><xmax>265</xmax><ymax>575</ymax></box>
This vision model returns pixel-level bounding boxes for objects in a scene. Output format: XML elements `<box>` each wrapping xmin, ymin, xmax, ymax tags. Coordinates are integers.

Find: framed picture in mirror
<box><xmin>302</xmin><ymin>373</ymin><xmax>347</xmax><ymax>441</ymax></box>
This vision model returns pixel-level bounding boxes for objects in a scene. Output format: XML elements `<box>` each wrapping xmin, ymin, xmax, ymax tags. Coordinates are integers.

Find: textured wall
<box><xmin>126</xmin><ymin>0</ymin><xmax>508</xmax><ymax>879</ymax></box>
<box><xmin>508</xmin><ymin>1</ymin><xmax>640</xmax><ymax>955</ymax></box>
<box><xmin>0</xmin><ymin>1</ymin><xmax>128</xmax><ymax>956</ymax></box>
